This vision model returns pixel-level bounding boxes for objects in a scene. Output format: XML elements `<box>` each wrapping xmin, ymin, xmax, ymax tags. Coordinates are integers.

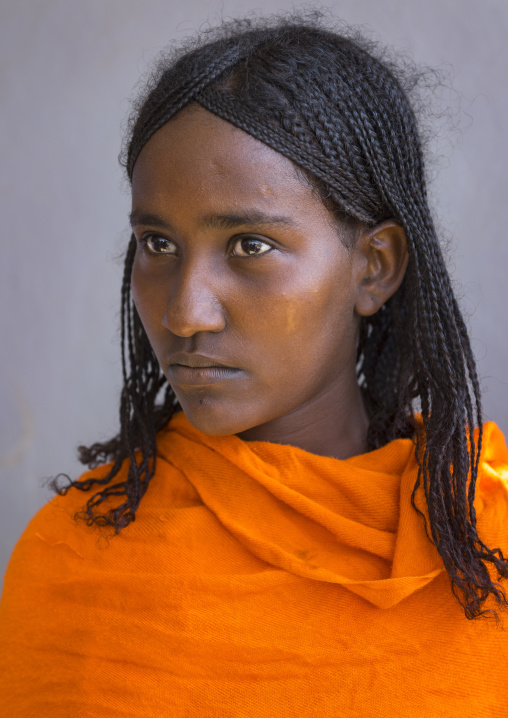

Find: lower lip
<box><xmin>168</xmin><ymin>364</ymin><xmax>244</xmax><ymax>386</ymax></box>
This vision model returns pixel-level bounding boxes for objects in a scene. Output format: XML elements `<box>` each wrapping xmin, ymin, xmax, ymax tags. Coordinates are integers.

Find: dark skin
<box><xmin>130</xmin><ymin>105</ymin><xmax>408</xmax><ymax>460</ymax></box>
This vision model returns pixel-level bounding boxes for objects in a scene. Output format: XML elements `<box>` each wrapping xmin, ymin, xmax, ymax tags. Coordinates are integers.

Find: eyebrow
<box><xmin>129</xmin><ymin>211</ymin><xmax>171</xmax><ymax>230</ymax></box>
<box><xmin>200</xmin><ymin>211</ymin><xmax>295</xmax><ymax>231</ymax></box>
<box><xmin>129</xmin><ymin>209</ymin><xmax>296</xmax><ymax>231</ymax></box>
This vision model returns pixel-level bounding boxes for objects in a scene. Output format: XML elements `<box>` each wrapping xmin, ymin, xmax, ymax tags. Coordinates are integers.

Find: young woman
<box><xmin>1</xmin><ymin>14</ymin><xmax>507</xmax><ymax>716</ymax></box>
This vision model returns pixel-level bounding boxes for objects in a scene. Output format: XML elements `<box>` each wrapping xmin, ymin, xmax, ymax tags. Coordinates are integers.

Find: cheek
<box><xmin>130</xmin><ymin>255</ymin><xmax>166</xmax><ymax>340</ymax></box>
<box><xmin>245</xmin><ymin>268</ymin><xmax>355</xmax><ymax>363</ymax></box>
<box><xmin>293</xmin><ymin>268</ymin><xmax>352</xmax><ymax>327</ymax></box>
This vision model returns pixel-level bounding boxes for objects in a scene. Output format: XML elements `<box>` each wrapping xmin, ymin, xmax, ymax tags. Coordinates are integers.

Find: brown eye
<box><xmin>145</xmin><ymin>235</ymin><xmax>177</xmax><ymax>255</ymax></box>
<box><xmin>232</xmin><ymin>236</ymin><xmax>272</xmax><ymax>257</ymax></box>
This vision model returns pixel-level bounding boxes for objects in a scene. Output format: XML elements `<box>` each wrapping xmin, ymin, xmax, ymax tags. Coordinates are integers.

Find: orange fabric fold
<box><xmin>1</xmin><ymin>415</ymin><xmax>507</xmax><ymax>716</ymax></box>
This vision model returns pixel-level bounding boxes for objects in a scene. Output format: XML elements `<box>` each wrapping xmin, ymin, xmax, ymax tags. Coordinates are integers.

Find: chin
<box><xmin>177</xmin><ymin>395</ymin><xmax>259</xmax><ymax>437</ymax></box>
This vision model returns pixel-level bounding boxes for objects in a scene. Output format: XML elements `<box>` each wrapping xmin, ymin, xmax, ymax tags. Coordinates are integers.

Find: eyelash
<box><xmin>139</xmin><ymin>234</ymin><xmax>275</xmax><ymax>258</ymax></box>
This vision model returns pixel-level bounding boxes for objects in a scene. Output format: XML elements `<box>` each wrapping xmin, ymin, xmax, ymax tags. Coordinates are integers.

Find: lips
<box><xmin>168</xmin><ymin>353</ymin><xmax>236</xmax><ymax>369</ymax></box>
<box><xmin>167</xmin><ymin>353</ymin><xmax>244</xmax><ymax>386</ymax></box>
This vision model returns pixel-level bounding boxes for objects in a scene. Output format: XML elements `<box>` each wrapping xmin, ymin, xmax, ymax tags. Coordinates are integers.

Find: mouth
<box><xmin>167</xmin><ymin>353</ymin><xmax>244</xmax><ymax>387</ymax></box>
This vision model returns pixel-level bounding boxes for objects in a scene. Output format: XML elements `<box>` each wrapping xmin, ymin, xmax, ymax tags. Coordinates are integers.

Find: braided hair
<box><xmin>54</xmin><ymin>14</ymin><xmax>508</xmax><ymax>620</ymax></box>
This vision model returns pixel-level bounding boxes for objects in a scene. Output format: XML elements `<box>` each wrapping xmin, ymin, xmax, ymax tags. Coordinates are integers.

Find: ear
<box><xmin>353</xmin><ymin>220</ymin><xmax>409</xmax><ymax>317</ymax></box>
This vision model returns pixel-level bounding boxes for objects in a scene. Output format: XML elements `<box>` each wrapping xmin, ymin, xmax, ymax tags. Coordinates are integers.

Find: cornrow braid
<box><xmin>195</xmin><ymin>88</ymin><xmax>381</xmax><ymax>223</ymax></box>
<box><xmin>126</xmin><ymin>42</ymin><xmax>254</xmax><ymax>178</ymax></box>
<box><xmin>56</xmin><ymin>13</ymin><xmax>508</xmax><ymax>619</ymax></box>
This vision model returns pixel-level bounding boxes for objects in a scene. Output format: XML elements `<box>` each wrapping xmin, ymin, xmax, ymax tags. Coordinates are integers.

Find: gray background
<box><xmin>1</xmin><ymin>0</ymin><xmax>507</xmax><ymax>585</ymax></box>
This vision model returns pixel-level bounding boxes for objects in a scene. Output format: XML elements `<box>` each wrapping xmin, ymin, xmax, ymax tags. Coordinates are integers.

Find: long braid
<box><xmin>52</xmin><ymin>236</ymin><xmax>178</xmax><ymax>529</ymax></box>
<box><xmin>57</xmin><ymin>14</ymin><xmax>508</xmax><ymax>618</ymax></box>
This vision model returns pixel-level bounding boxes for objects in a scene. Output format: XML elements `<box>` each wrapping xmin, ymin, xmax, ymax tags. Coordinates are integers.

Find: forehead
<box><xmin>131</xmin><ymin>105</ymin><xmax>314</xmax><ymax>212</ymax></box>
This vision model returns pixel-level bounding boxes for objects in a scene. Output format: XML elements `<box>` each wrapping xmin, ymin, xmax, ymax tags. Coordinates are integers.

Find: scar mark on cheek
<box><xmin>285</xmin><ymin>304</ymin><xmax>298</xmax><ymax>334</ymax></box>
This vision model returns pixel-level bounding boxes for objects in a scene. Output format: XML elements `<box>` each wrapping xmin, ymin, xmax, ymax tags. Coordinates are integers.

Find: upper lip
<box><xmin>168</xmin><ymin>352</ymin><xmax>239</xmax><ymax>369</ymax></box>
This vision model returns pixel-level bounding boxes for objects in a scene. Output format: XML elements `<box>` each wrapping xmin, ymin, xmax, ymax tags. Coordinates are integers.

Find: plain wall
<box><xmin>1</xmin><ymin>0</ymin><xmax>507</xmax><ymax>583</ymax></box>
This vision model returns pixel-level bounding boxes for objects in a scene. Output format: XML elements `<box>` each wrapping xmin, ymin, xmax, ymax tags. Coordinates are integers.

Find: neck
<box><xmin>237</xmin><ymin>374</ymin><xmax>369</xmax><ymax>461</ymax></box>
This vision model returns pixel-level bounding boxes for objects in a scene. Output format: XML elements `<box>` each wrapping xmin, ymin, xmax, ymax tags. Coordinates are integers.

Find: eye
<box><xmin>143</xmin><ymin>235</ymin><xmax>177</xmax><ymax>255</ymax></box>
<box><xmin>231</xmin><ymin>236</ymin><xmax>273</xmax><ymax>257</ymax></box>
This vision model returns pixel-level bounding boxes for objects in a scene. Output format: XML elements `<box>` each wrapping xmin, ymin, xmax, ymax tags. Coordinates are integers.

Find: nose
<box><xmin>162</xmin><ymin>261</ymin><xmax>226</xmax><ymax>337</ymax></box>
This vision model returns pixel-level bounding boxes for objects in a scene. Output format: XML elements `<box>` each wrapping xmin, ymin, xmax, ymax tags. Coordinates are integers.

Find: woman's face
<box><xmin>130</xmin><ymin>106</ymin><xmax>367</xmax><ymax>444</ymax></box>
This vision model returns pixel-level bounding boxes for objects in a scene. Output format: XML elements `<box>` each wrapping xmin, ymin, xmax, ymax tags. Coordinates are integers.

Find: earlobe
<box><xmin>354</xmin><ymin>221</ymin><xmax>409</xmax><ymax>317</ymax></box>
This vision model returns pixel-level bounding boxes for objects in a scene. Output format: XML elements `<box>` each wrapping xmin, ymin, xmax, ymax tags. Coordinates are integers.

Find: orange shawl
<box><xmin>1</xmin><ymin>414</ymin><xmax>507</xmax><ymax>716</ymax></box>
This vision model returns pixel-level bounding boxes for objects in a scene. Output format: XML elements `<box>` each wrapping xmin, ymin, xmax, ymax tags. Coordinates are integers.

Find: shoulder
<box><xmin>478</xmin><ymin>421</ymin><xmax>508</xmax><ymax>493</ymax></box>
<box><xmin>479</xmin><ymin>421</ymin><xmax>508</xmax><ymax>471</ymax></box>
<box><xmin>2</xmin><ymin>450</ymin><xmax>201</xmax><ymax>588</ymax></box>
<box><xmin>476</xmin><ymin>422</ymin><xmax>508</xmax><ymax>546</ymax></box>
